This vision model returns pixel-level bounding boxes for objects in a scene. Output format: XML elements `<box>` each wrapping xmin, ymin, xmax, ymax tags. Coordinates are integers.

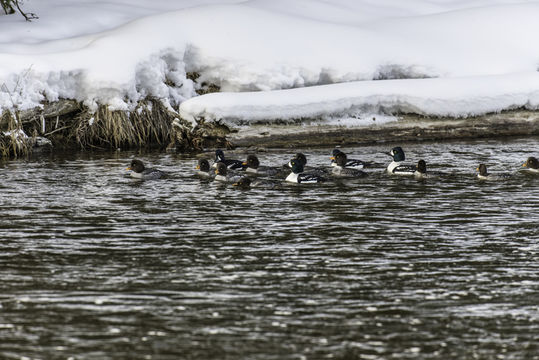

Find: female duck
<box><xmin>386</xmin><ymin>147</ymin><xmax>416</xmax><ymax>176</ymax></box>
<box><xmin>126</xmin><ymin>159</ymin><xmax>165</xmax><ymax>180</ymax></box>
<box><xmin>214</xmin><ymin>162</ymin><xmax>242</xmax><ymax>183</ymax></box>
<box><xmin>414</xmin><ymin>160</ymin><xmax>445</xmax><ymax>179</ymax></box>
<box><xmin>195</xmin><ymin>159</ymin><xmax>213</xmax><ymax>178</ymax></box>
<box><xmin>286</xmin><ymin>159</ymin><xmax>326</xmax><ymax>184</ymax></box>
<box><xmin>233</xmin><ymin>176</ymin><xmax>280</xmax><ymax>189</ymax></box>
<box><xmin>331</xmin><ymin>152</ymin><xmax>368</xmax><ymax>178</ymax></box>
<box><xmin>476</xmin><ymin>164</ymin><xmax>511</xmax><ymax>180</ymax></box>
<box><xmin>243</xmin><ymin>154</ymin><xmax>285</xmax><ymax>177</ymax></box>
<box><xmin>522</xmin><ymin>157</ymin><xmax>539</xmax><ymax>173</ymax></box>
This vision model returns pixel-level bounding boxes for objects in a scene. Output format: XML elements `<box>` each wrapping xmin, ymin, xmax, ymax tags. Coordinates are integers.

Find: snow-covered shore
<box><xmin>1</xmin><ymin>0</ymin><xmax>539</xmax><ymax>152</ymax></box>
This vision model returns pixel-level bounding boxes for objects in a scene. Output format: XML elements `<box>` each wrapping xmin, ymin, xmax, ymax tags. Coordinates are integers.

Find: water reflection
<box><xmin>0</xmin><ymin>138</ymin><xmax>538</xmax><ymax>359</ymax></box>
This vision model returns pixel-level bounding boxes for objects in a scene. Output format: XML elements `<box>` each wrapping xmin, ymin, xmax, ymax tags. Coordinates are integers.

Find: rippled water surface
<box><xmin>1</xmin><ymin>138</ymin><xmax>538</xmax><ymax>359</ymax></box>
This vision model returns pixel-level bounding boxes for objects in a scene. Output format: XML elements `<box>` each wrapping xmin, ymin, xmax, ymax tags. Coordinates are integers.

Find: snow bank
<box><xmin>1</xmin><ymin>0</ymin><xmax>539</xmax><ymax>125</ymax></box>
<box><xmin>180</xmin><ymin>72</ymin><xmax>539</xmax><ymax>124</ymax></box>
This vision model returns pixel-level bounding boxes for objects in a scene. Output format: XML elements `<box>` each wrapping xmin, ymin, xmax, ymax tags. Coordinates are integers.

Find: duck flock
<box><xmin>125</xmin><ymin>147</ymin><xmax>539</xmax><ymax>186</ymax></box>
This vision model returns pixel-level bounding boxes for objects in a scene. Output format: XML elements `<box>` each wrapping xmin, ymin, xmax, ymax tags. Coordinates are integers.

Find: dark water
<box><xmin>1</xmin><ymin>138</ymin><xmax>538</xmax><ymax>360</ymax></box>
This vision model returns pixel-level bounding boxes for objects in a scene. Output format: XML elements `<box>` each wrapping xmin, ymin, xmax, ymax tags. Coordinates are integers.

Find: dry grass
<box><xmin>1</xmin><ymin>96</ymin><xmax>235</xmax><ymax>157</ymax></box>
<box><xmin>0</xmin><ymin>110</ymin><xmax>31</xmax><ymax>157</ymax></box>
<box><xmin>73</xmin><ymin>98</ymin><xmax>174</xmax><ymax>149</ymax></box>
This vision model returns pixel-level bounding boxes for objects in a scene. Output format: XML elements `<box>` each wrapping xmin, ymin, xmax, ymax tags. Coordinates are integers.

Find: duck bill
<box><xmin>232</xmin><ymin>182</ymin><xmax>239</xmax><ymax>186</ymax></box>
<box><xmin>383</xmin><ymin>151</ymin><xmax>393</xmax><ymax>157</ymax></box>
<box><xmin>125</xmin><ymin>167</ymin><xmax>131</xmax><ymax>171</ymax></box>
<box><xmin>196</xmin><ymin>165</ymin><xmax>200</xmax><ymax>170</ymax></box>
<box><xmin>330</xmin><ymin>156</ymin><xmax>335</xmax><ymax>160</ymax></box>
<box><xmin>242</xmin><ymin>161</ymin><xmax>248</xmax><ymax>166</ymax></box>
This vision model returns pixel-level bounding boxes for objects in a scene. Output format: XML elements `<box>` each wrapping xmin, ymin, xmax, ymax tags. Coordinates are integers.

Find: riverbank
<box><xmin>228</xmin><ymin>109</ymin><xmax>539</xmax><ymax>148</ymax></box>
<box><xmin>1</xmin><ymin>103</ymin><xmax>538</xmax><ymax>157</ymax></box>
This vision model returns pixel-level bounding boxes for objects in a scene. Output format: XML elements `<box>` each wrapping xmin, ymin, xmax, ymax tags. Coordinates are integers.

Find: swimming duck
<box><xmin>213</xmin><ymin>149</ymin><xmax>245</xmax><ymax>170</ymax></box>
<box><xmin>331</xmin><ymin>149</ymin><xmax>370</xmax><ymax>169</ymax></box>
<box><xmin>214</xmin><ymin>162</ymin><xmax>242</xmax><ymax>183</ymax></box>
<box><xmin>476</xmin><ymin>164</ymin><xmax>511</xmax><ymax>180</ymax></box>
<box><xmin>233</xmin><ymin>176</ymin><xmax>280</xmax><ymax>189</ymax></box>
<box><xmin>522</xmin><ymin>157</ymin><xmax>539</xmax><ymax>173</ymax></box>
<box><xmin>386</xmin><ymin>147</ymin><xmax>416</xmax><ymax>176</ymax></box>
<box><xmin>414</xmin><ymin>160</ymin><xmax>445</xmax><ymax>179</ymax></box>
<box><xmin>195</xmin><ymin>159</ymin><xmax>213</xmax><ymax>178</ymax></box>
<box><xmin>331</xmin><ymin>152</ymin><xmax>368</xmax><ymax>178</ymax></box>
<box><xmin>286</xmin><ymin>159</ymin><xmax>326</xmax><ymax>184</ymax></box>
<box><xmin>288</xmin><ymin>153</ymin><xmax>328</xmax><ymax>177</ymax></box>
<box><xmin>126</xmin><ymin>159</ymin><xmax>165</xmax><ymax>180</ymax></box>
<box><xmin>243</xmin><ymin>154</ymin><xmax>286</xmax><ymax>177</ymax></box>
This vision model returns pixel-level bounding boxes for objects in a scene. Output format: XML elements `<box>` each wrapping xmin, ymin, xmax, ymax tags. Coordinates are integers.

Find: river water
<box><xmin>1</xmin><ymin>137</ymin><xmax>538</xmax><ymax>360</ymax></box>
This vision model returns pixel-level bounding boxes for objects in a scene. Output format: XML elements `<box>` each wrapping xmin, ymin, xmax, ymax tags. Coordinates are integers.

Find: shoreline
<box><xmin>1</xmin><ymin>101</ymin><xmax>538</xmax><ymax>157</ymax></box>
<box><xmin>228</xmin><ymin>110</ymin><xmax>539</xmax><ymax>148</ymax></box>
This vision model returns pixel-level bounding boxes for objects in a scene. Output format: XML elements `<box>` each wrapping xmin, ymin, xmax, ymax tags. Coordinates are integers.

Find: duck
<box><xmin>286</xmin><ymin>159</ymin><xmax>326</xmax><ymax>184</ymax></box>
<box><xmin>126</xmin><ymin>159</ymin><xmax>165</xmax><ymax>180</ymax></box>
<box><xmin>288</xmin><ymin>153</ymin><xmax>328</xmax><ymax>177</ymax></box>
<box><xmin>522</xmin><ymin>157</ymin><xmax>539</xmax><ymax>173</ymax></box>
<box><xmin>232</xmin><ymin>176</ymin><xmax>280</xmax><ymax>189</ymax></box>
<box><xmin>414</xmin><ymin>160</ymin><xmax>445</xmax><ymax>180</ymax></box>
<box><xmin>242</xmin><ymin>154</ymin><xmax>286</xmax><ymax>177</ymax></box>
<box><xmin>331</xmin><ymin>149</ymin><xmax>370</xmax><ymax>169</ymax></box>
<box><xmin>195</xmin><ymin>159</ymin><xmax>213</xmax><ymax>178</ymax></box>
<box><xmin>476</xmin><ymin>164</ymin><xmax>512</xmax><ymax>180</ymax></box>
<box><xmin>331</xmin><ymin>152</ymin><xmax>368</xmax><ymax>178</ymax></box>
<box><xmin>213</xmin><ymin>149</ymin><xmax>245</xmax><ymax>170</ymax></box>
<box><xmin>214</xmin><ymin>162</ymin><xmax>242</xmax><ymax>183</ymax></box>
<box><xmin>386</xmin><ymin>147</ymin><xmax>416</xmax><ymax>176</ymax></box>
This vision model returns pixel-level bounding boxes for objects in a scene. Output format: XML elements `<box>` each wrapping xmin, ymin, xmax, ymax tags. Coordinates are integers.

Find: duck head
<box><xmin>243</xmin><ymin>154</ymin><xmax>260</xmax><ymax>169</ymax></box>
<box><xmin>197</xmin><ymin>159</ymin><xmax>210</xmax><ymax>172</ymax></box>
<box><xmin>332</xmin><ymin>152</ymin><xmax>348</xmax><ymax>167</ymax></box>
<box><xmin>126</xmin><ymin>159</ymin><xmax>145</xmax><ymax>173</ymax></box>
<box><xmin>476</xmin><ymin>164</ymin><xmax>488</xmax><ymax>176</ymax></box>
<box><xmin>215</xmin><ymin>162</ymin><xmax>227</xmax><ymax>176</ymax></box>
<box><xmin>215</xmin><ymin>149</ymin><xmax>226</xmax><ymax>163</ymax></box>
<box><xmin>289</xmin><ymin>159</ymin><xmax>305</xmax><ymax>174</ymax></box>
<box><xmin>417</xmin><ymin>159</ymin><xmax>427</xmax><ymax>174</ymax></box>
<box><xmin>233</xmin><ymin>177</ymin><xmax>251</xmax><ymax>189</ymax></box>
<box><xmin>387</xmin><ymin>147</ymin><xmax>405</xmax><ymax>162</ymax></box>
<box><xmin>523</xmin><ymin>156</ymin><xmax>539</xmax><ymax>169</ymax></box>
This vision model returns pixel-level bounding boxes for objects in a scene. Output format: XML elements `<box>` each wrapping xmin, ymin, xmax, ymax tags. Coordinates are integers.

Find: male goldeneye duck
<box><xmin>386</xmin><ymin>146</ymin><xmax>416</xmax><ymax>176</ymax></box>
<box><xmin>286</xmin><ymin>159</ymin><xmax>326</xmax><ymax>184</ymax></box>
<box><xmin>242</xmin><ymin>154</ymin><xmax>285</xmax><ymax>177</ymax></box>
<box><xmin>331</xmin><ymin>149</ymin><xmax>370</xmax><ymax>169</ymax></box>
<box><xmin>213</xmin><ymin>149</ymin><xmax>244</xmax><ymax>170</ymax></box>
<box><xmin>195</xmin><ymin>159</ymin><xmax>213</xmax><ymax>178</ymax></box>
<box><xmin>522</xmin><ymin>157</ymin><xmax>539</xmax><ymax>173</ymax></box>
<box><xmin>331</xmin><ymin>152</ymin><xmax>368</xmax><ymax>178</ymax></box>
<box><xmin>476</xmin><ymin>163</ymin><xmax>511</xmax><ymax>180</ymax></box>
<box><xmin>287</xmin><ymin>153</ymin><xmax>328</xmax><ymax>177</ymax></box>
<box><xmin>126</xmin><ymin>159</ymin><xmax>165</xmax><ymax>179</ymax></box>
<box><xmin>214</xmin><ymin>162</ymin><xmax>242</xmax><ymax>183</ymax></box>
